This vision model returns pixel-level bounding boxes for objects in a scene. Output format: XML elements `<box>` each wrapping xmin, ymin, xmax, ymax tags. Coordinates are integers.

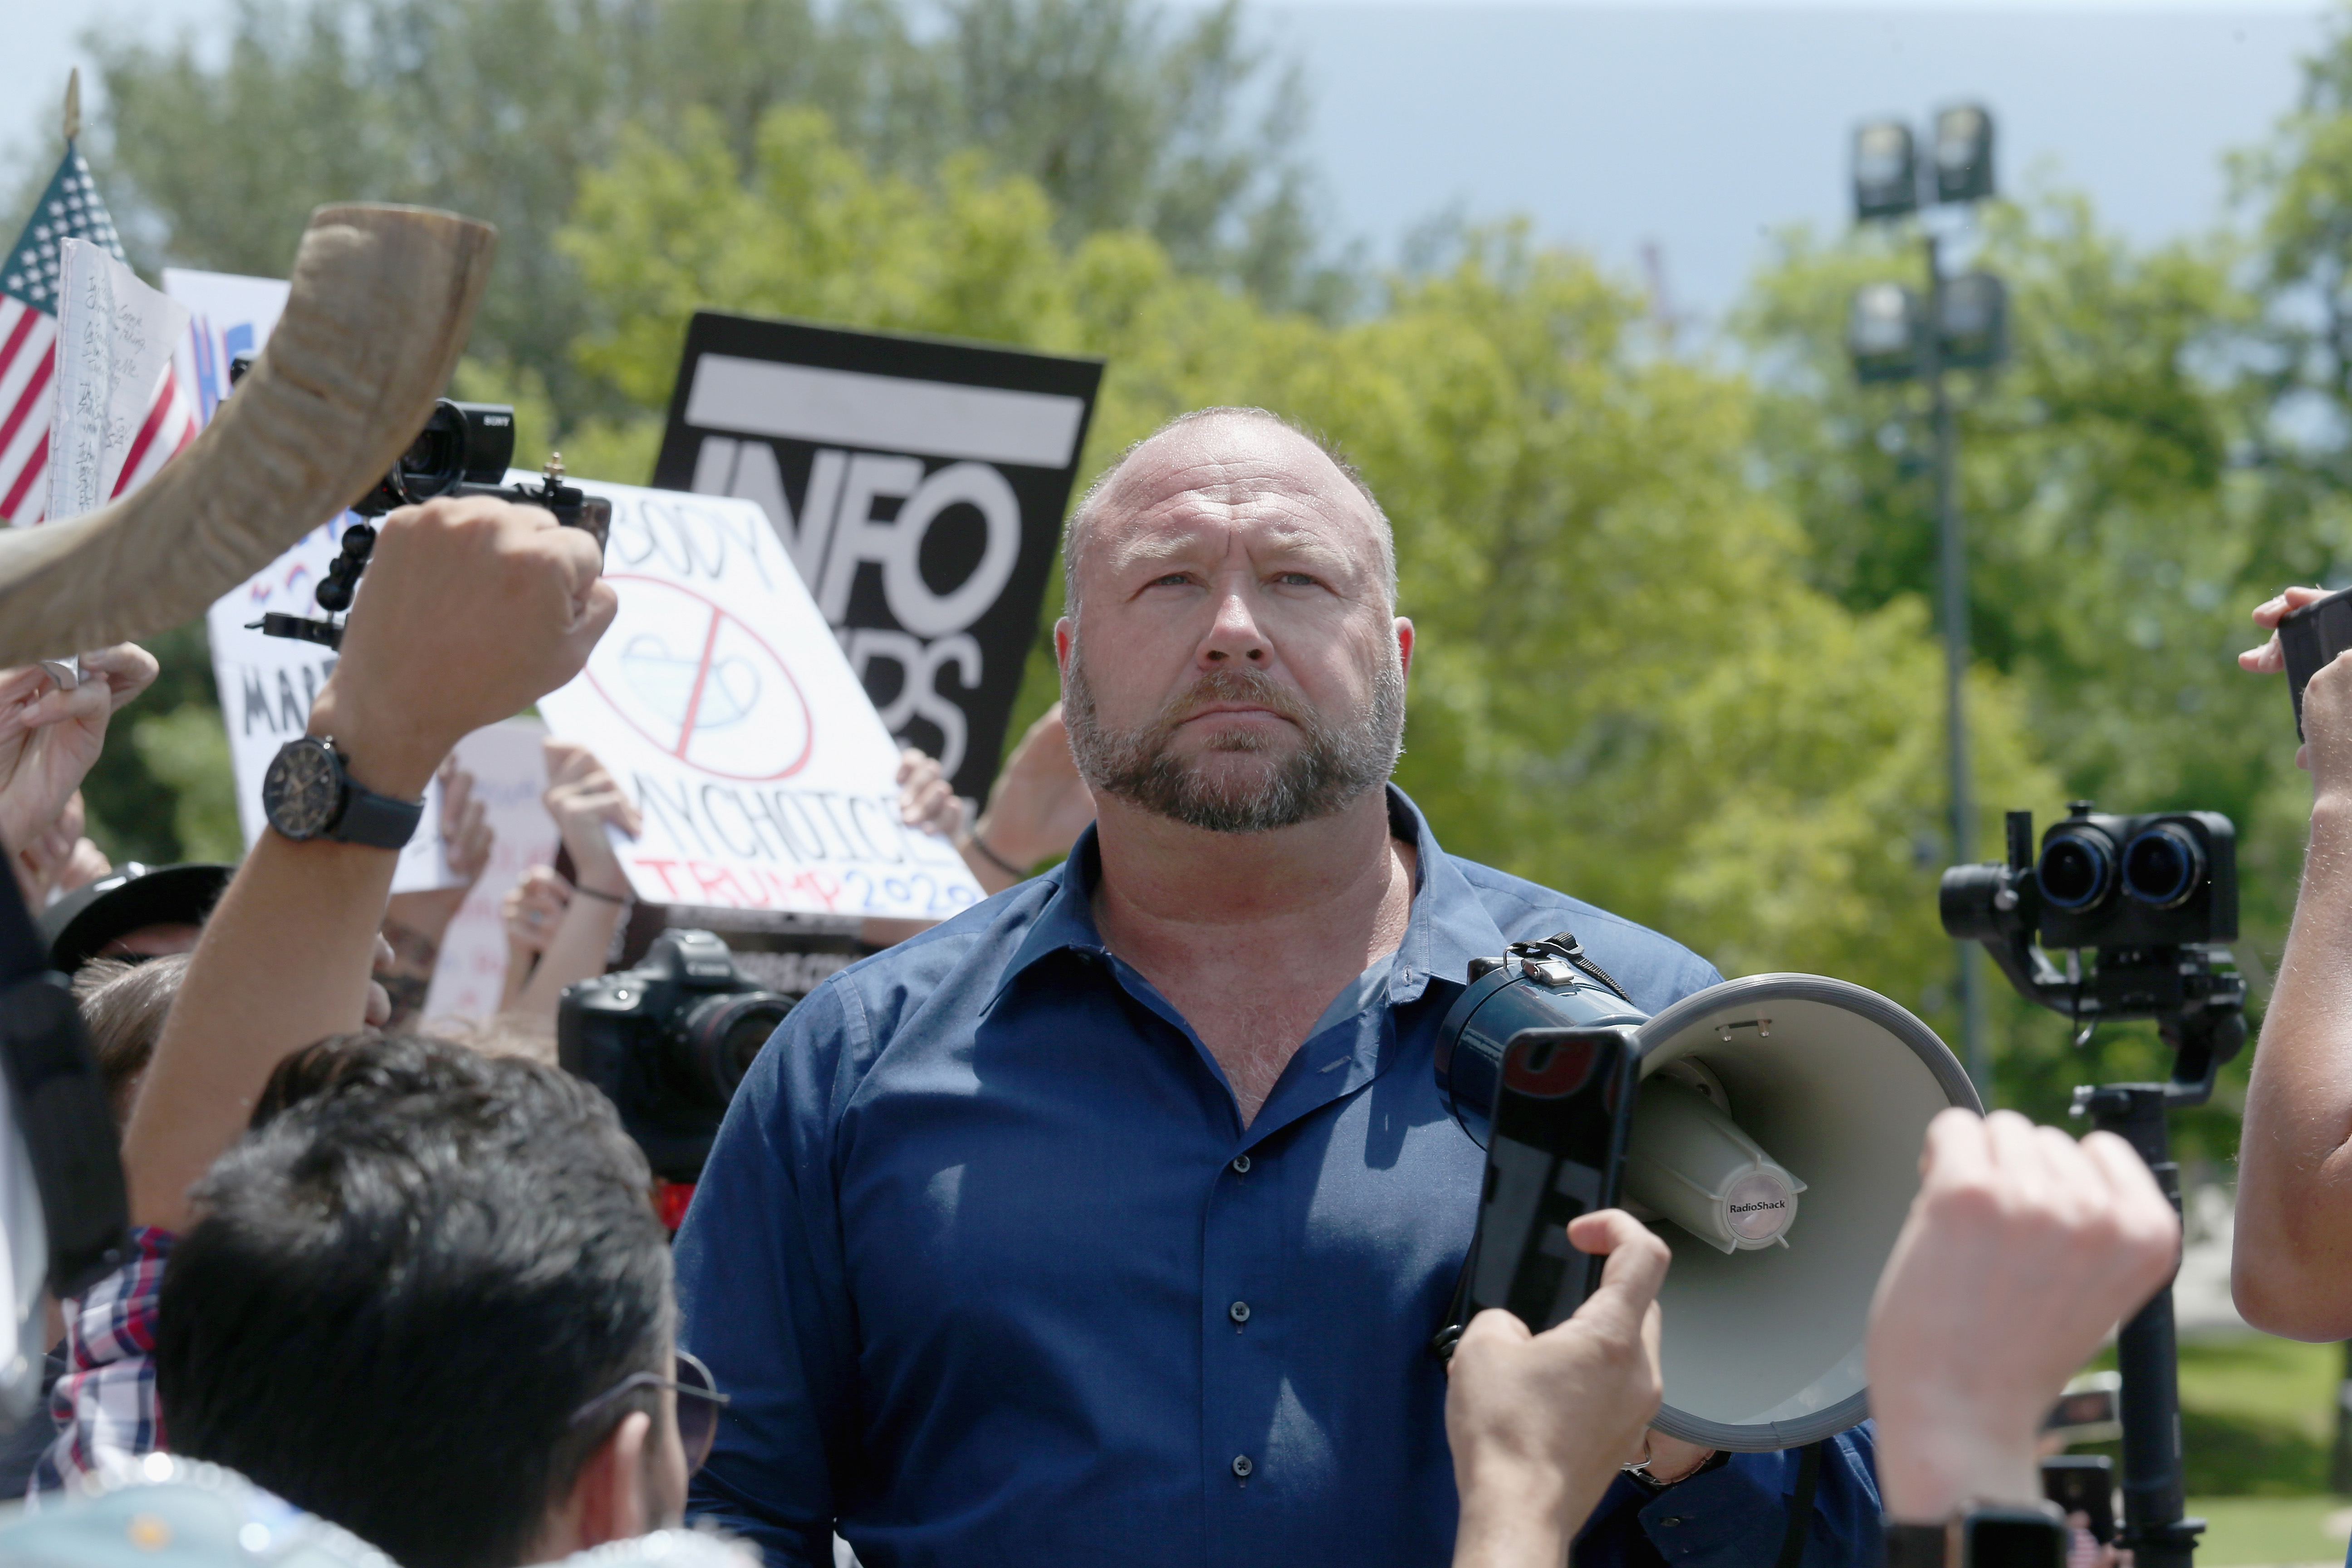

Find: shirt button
<box><xmin>1231</xmin><ymin>1455</ymin><xmax>1254</xmax><ymax>1479</ymax></box>
<box><xmin>1229</xmin><ymin>1300</ymin><xmax>1251</xmax><ymax>1324</ymax></box>
<box><xmin>1231</xmin><ymin>1154</ymin><xmax>1252</xmax><ymax>1174</ymax></box>
<box><xmin>1661</xmin><ymin>1518</ymin><xmax>1682</xmax><ymax>1528</ymax></box>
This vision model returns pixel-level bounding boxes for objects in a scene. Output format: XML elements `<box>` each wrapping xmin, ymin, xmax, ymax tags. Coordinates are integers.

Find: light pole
<box><xmin>1847</xmin><ymin>105</ymin><xmax>2006</xmax><ymax>1100</ymax></box>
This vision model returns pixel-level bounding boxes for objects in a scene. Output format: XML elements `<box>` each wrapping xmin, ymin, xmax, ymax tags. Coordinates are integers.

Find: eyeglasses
<box><xmin>570</xmin><ymin>1349</ymin><xmax>730</xmax><ymax>1474</ymax></box>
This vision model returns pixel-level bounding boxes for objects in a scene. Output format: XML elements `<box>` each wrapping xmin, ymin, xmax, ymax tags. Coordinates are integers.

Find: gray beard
<box><xmin>1063</xmin><ymin>645</ymin><xmax>1405</xmax><ymax>833</ymax></box>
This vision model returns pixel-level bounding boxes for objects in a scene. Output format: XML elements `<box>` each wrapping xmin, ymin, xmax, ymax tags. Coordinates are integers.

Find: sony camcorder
<box><xmin>227</xmin><ymin>351</ymin><xmax>611</xmax><ymax>650</ymax></box>
<box><xmin>557</xmin><ymin>931</ymin><xmax>794</xmax><ymax>1182</ymax></box>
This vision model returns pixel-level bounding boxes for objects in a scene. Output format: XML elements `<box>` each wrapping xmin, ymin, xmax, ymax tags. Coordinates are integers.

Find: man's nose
<box><xmin>1199</xmin><ymin>586</ymin><xmax>1270</xmax><ymax>667</ymax></box>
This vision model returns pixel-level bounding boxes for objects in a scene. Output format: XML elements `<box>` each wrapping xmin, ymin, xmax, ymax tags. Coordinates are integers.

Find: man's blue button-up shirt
<box><xmin>676</xmin><ymin>787</ymin><xmax>1878</xmax><ymax>1568</ymax></box>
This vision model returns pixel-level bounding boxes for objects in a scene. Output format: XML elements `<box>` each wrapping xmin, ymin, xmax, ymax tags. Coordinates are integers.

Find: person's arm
<box><xmin>958</xmin><ymin>702</ymin><xmax>1092</xmax><ymax>893</ymax></box>
<box><xmin>121</xmin><ymin>495</ymin><xmax>613</xmax><ymax>1231</ymax></box>
<box><xmin>500</xmin><ymin>741</ymin><xmax>638</xmax><ymax>1029</ymax></box>
<box><xmin>500</xmin><ymin>864</ymin><xmax>575</xmax><ymax>1012</ymax></box>
<box><xmin>2233</xmin><ymin>593</ymin><xmax>2352</xmax><ymax>1335</ymax></box>
<box><xmin>1866</xmin><ymin>1109</ymin><xmax>2177</xmax><ymax>1521</ymax></box>
<box><xmin>1446</xmin><ymin>1210</ymin><xmax>1671</xmax><ymax>1568</ymax></box>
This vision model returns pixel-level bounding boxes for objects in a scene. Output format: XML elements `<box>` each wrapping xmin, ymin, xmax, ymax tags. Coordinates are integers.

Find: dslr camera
<box><xmin>558</xmin><ymin>931</ymin><xmax>795</xmax><ymax>1182</ymax></box>
<box><xmin>228</xmin><ymin>351</ymin><xmax>611</xmax><ymax>650</ymax></box>
<box><xmin>1940</xmin><ymin>802</ymin><xmax>2244</xmax><ymax>1095</ymax></box>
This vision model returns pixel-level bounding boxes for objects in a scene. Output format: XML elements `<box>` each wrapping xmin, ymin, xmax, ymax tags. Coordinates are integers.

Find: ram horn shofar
<box><xmin>0</xmin><ymin>203</ymin><xmax>496</xmax><ymax>665</ymax></box>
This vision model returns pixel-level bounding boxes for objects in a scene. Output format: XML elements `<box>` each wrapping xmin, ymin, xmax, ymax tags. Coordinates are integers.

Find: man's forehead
<box><xmin>1093</xmin><ymin>418</ymin><xmax>1375</xmax><ymax>547</ymax></box>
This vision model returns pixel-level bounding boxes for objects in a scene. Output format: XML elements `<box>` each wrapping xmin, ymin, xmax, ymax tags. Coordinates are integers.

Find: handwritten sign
<box><xmin>534</xmin><ymin>475</ymin><xmax>984</xmax><ymax>920</ymax></box>
<box><xmin>46</xmin><ymin>239</ymin><xmax>188</xmax><ymax>524</ymax></box>
<box><xmin>421</xmin><ymin>718</ymin><xmax>559</xmax><ymax>1025</ymax></box>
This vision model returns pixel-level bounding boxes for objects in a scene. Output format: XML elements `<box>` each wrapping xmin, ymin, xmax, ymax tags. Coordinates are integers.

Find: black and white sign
<box><xmin>654</xmin><ymin>313</ymin><xmax>1102</xmax><ymax>801</ymax></box>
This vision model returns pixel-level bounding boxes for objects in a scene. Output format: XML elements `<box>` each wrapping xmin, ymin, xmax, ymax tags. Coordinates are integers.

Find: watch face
<box><xmin>264</xmin><ymin>739</ymin><xmax>343</xmax><ymax>839</ymax></box>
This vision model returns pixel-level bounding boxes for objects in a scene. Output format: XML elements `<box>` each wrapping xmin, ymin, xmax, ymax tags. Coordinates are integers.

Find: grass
<box><xmin>2189</xmin><ymin>1496</ymin><xmax>2347</xmax><ymax>1565</ymax></box>
<box><xmin>2075</xmin><ymin>1335</ymin><xmax>2342</xmax><ymax>1496</ymax></box>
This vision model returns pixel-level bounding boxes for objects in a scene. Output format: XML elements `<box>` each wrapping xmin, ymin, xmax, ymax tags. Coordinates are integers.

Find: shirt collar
<box><xmin>985</xmin><ymin>785</ymin><xmax>1512</xmax><ymax>1014</ymax></box>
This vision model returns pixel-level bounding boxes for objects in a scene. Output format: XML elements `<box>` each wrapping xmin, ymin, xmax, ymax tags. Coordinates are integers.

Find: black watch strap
<box><xmin>332</xmin><ymin>775</ymin><xmax>425</xmax><ymax>850</ymax></box>
<box><xmin>1885</xmin><ymin>1522</ymin><xmax>1947</xmax><ymax>1568</ymax></box>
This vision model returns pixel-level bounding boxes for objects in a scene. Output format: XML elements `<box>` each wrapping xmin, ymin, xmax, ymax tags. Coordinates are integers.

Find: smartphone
<box><xmin>2279</xmin><ymin>586</ymin><xmax>2352</xmax><ymax>739</ymax></box>
<box><xmin>2040</xmin><ymin>1455</ymin><xmax>2115</xmax><ymax>1545</ymax></box>
<box><xmin>1464</xmin><ymin>1026</ymin><xmax>1639</xmax><ymax>1332</ymax></box>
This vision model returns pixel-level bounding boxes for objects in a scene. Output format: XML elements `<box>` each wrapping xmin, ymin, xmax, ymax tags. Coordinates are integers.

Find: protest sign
<box><xmin>46</xmin><ymin>239</ymin><xmax>187</xmax><ymax>523</ymax></box>
<box><xmin>173</xmin><ymin>267</ymin><xmax>455</xmax><ymax>891</ymax></box>
<box><xmin>652</xmin><ymin>313</ymin><xmax>1101</xmax><ymax>802</ymax></box>
<box><xmin>166</xmin><ymin>268</ymin><xmax>289</xmax><ymax>428</ymax></box>
<box><xmin>533</xmin><ymin>474</ymin><xmax>984</xmax><ymax>921</ymax></box>
<box><xmin>422</xmin><ymin>718</ymin><xmax>557</xmax><ymax>1025</ymax></box>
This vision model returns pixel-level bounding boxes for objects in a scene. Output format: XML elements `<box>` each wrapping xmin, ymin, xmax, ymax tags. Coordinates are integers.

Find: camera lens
<box><xmin>673</xmin><ymin>991</ymin><xmax>793</xmax><ymax>1110</ymax></box>
<box><xmin>2037</xmin><ymin>829</ymin><xmax>2116</xmax><ymax>912</ymax></box>
<box><xmin>385</xmin><ymin>401</ymin><xmax>472</xmax><ymax>506</ymax></box>
<box><xmin>2122</xmin><ymin>823</ymin><xmax>2205</xmax><ymax>911</ymax></box>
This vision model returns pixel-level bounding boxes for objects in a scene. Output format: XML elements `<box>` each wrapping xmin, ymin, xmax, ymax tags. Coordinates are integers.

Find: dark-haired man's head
<box><xmin>156</xmin><ymin>1039</ymin><xmax>683</xmax><ymax>1568</ymax></box>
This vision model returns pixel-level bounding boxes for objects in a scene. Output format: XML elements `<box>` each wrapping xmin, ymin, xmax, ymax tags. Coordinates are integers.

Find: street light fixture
<box><xmin>1843</xmin><ymin>103</ymin><xmax>2004</xmax><ymax>1105</ymax></box>
<box><xmin>1852</xmin><ymin>121</ymin><xmax>1918</xmax><ymax>221</ymax></box>
<box><xmin>1847</xmin><ymin>283</ymin><xmax>1923</xmax><ymax>382</ymax></box>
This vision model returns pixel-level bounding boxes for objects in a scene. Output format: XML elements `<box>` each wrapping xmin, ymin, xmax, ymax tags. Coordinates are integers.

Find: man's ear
<box><xmin>1395</xmin><ymin>617</ymin><xmax>1415</xmax><ymax>681</ymax></box>
<box><xmin>1054</xmin><ymin>617</ymin><xmax>1074</xmax><ymax>674</ymax></box>
<box><xmin>547</xmin><ymin>1410</ymin><xmax>656</xmax><ymax>1555</ymax></box>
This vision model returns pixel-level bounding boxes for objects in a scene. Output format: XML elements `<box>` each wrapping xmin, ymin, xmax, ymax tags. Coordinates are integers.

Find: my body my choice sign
<box><xmin>534</xmin><ymin>476</ymin><xmax>984</xmax><ymax>921</ymax></box>
<box><xmin>653</xmin><ymin>313</ymin><xmax>1102</xmax><ymax>803</ymax></box>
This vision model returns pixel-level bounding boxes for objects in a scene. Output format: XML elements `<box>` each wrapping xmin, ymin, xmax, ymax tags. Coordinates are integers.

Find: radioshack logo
<box><xmin>1728</xmin><ymin>1200</ymin><xmax>1788</xmax><ymax>1214</ymax></box>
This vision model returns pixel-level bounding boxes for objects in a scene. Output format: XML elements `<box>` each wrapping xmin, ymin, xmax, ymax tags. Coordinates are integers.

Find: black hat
<box><xmin>40</xmin><ymin>862</ymin><xmax>235</xmax><ymax>975</ymax></box>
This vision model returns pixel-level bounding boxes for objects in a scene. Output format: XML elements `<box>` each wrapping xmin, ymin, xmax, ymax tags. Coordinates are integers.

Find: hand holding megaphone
<box><xmin>1867</xmin><ymin>1108</ymin><xmax>2180</xmax><ymax>1522</ymax></box>
<box><xmin>1447</xmin><ymin>1210</ymin><xmax>1670</xmax><ymax>1568</ymax></box>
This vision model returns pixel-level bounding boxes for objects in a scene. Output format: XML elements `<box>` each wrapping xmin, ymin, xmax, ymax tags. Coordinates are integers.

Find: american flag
<box><xmin>0</xmin><ymin>142</ymin><xmax>196</xmax><ymax>524</ymax></box>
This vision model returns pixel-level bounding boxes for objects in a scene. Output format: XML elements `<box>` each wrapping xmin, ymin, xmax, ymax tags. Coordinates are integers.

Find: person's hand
<box><xmin>2298</xmin><ymin>652</ymin><xmax>2352</xmax><ymax>803</ymax></box>
<box><xmin>1447</xmin><ymin>1210</ymin><xmax>1671</xmax><ymax>1568</ymax></box>
<box><xmin>0</xmin><ymin>643</ymin><xmax>157</xmax><ymax>857</ymax></box>
<box><xmin>1867</xmin><ymin>1108</ymin><xmax>2180</xmax><ymax>1523</ymax></box>
<box><xmin>2238</xmin><ymin>586</ymin><xmax>2333</xmax><ymax>675</ymax></box>
<box><xmin>12</xmin><ymin>789</ymin><xmax>108</xmax><ymax>906</ymax></box>
<box><xmin>503</xmin><ymin>864</ymin><xmax>574</xmax><ymax>958</ymax></box>
<box><xmin>309</xmin><ymin>497</ymin><xmax>615</xmax><ymax>801</ymax></box>
<box><xmin>898</xmin><ymin>748</ymin><xmax>964</xmax><ymax>840</ymax></box>
<box><xmin>542</xmin><ymin>741</ymin><xmax>640</xmax><ymax>897</ymax></box>
<box><xmin>1624</xmin><ymin>1430</ymin><xmax>1715</xmax><ymax>1487</ymax></box>
<box><xmin>971</xmin><ymin>703</ymin><xmax>1093</xmax><ymax>869</ymax></box>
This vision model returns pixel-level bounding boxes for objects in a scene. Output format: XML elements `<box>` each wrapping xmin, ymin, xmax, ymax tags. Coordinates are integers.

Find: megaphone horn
<box><xmin>1437</xmin><ymin>954</ymin><xmax>1980</xmax><ymax>1452</ymax></box>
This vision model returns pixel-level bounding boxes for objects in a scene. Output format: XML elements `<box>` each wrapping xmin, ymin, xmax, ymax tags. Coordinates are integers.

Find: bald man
<box><xmin>674</xmin><ymin>409</ymin><xmax>1881</xmax><ymax>1567</ymax></box>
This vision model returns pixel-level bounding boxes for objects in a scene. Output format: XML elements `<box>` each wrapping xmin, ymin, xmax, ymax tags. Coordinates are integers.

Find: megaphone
<box><xmin>1436</xmin><ymin>936</ymin><xmax>1980</xmax><ymax>1451</ymax></box>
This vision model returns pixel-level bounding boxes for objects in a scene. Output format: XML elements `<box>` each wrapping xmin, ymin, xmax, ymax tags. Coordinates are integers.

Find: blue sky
<box><xmin>14</xmin><ymin>0</ymin><xmax>2338</xmax><ymax>324</ymax></box>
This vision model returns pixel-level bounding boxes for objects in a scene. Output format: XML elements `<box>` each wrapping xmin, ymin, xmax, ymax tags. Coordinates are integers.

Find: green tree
<box><xmin>565</xmin><ymin>107</ymin><xmax>2058</xmax><ymax>1048</ymax></box>
<box><xmin>1735</xmin><ymin>182</ymin><xmax>2315</xmax><ymax>1142</ymax></box>
<box><xmin>60</xmin><ymin>0</ymin><xmax>1327</xmax><ymax>426</ymax></box>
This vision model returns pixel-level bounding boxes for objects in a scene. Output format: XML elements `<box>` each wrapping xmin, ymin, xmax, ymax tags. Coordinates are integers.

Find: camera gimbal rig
<box><xmin>1942</xmin><ymin>804</ymin><xmax>2248</xmax><ymax>1568</ymax></box>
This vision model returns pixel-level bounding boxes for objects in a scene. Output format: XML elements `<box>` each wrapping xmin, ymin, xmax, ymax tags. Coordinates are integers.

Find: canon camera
<box><xmin>558</xmin><ymin>931</ymin><xmax>794</xmax><ymax>1181</ymax></box>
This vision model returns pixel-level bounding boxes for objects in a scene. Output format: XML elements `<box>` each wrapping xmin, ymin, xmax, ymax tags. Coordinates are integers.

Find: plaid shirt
<box><xmin>29</xmin><ymin>1225</ymin><xmax>173</xmax><ymax>1498</ymax></box>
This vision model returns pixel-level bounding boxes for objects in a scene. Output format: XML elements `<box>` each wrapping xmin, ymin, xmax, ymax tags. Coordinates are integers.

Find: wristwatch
<box><xmin>262</xmin><ymin>735</ymin><xmax>424</xmax><ymax>849</ymax></box>
<box><xmin>1885</xmin><ymin>1503</ymin><xmax>2068</xmax><ymax>1568</ymax></box>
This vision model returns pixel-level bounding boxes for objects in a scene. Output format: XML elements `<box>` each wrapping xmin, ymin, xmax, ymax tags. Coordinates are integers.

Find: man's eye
<box><xmin>1275</xmin><ymin>572</ymin><xmax>1318</xmax><ymax>587</ymax></box>
<box><xmin>1147</xmin><ymin>573</ymin><xmax>1190</xmax><ymax>588</ymax></box>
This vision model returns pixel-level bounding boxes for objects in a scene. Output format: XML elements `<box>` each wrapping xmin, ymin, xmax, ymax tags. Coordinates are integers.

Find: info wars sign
<box><xmin>653</xmin><ymin>313</ymin><xmax>1101</xmax><ymax>802</ymax></box>
<box><xmin>533</xmin><ymin>476</ymin><xmax>984</xmax><ymax>921</ymax></box>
